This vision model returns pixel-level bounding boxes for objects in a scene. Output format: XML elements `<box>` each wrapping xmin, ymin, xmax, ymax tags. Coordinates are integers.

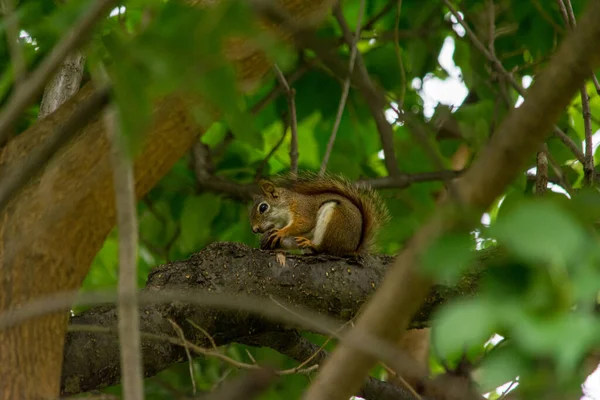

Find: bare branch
<box><xmin>542</xmin><ymin>143</ymin><xmax>574</xmax><ymax>195</ymax></box>
<box><xmin>362</xmin><ymin>0</ymin><xmax>395</xmax><ymax>31</ymax></box>
<box><xmin>249</xmin><ymin>1</ymin><xmax>404</xmax><ymax>177</ymax></box>
<box><xmin>558</xmin><ymin>0</ymin><xmax>596</xmax><ymax>185</ymax></box>
<box><xmin>251</xmin><ymin>60</ymin><xmax>314</xmax><ymax>117</ymax></box>
<box><xmin>319</xmin><ymin>0</ymin><xmax>365</xmax><ymax>176</ymax></box>
<box><xmin>255</xmin><ymin>119</ymin><xmax>288</xmax><ymax>180</ymax></box>
<box><xmin>273</xmin><ymin>65</ymin><xmax>299</xmax><ymax>175</ymax></box>
<box><xmin>580</xmin><ymin>86</ymin><xmax>595</xmax><ymax>186</ymax></box>
<box><xmin>168</xmin><ymin>319</ymin><xmax>198</xmax><ymax>394</ymax></box>
<box><xmin>53</xmin><ymin>242</ymin><xmax>493</xmax><ymax>397</ymax></box>
<box><xmin>358</xmin><ymin>170</ymin><xmax>462</xmax><ymax>189</ymax></box>
<box><xmin>535</xmin><ymin>150</ymin><xmax>548</xmax><ymax>196</ymax></box>
<box><xmin>0</xmin><ymin>86</ymin><xmax>110</xmax><ymax>213</ymax></box>
<box><xmin>240</xmin><ymin>330</ymin><xmax>418</xmax><ymax>400</ymax></box>
<box><xmin>592</xmin><ymin>75</ymin><xmax>600</xmax><ymax>96</ymax></box>
<box><xmin>0</xmin><ymin>0</ymin><xmax>117</xmax><ymax>146</ymax></box>
<box><xmin>105</xmin><ymin>99</ymin><xmax>144</xmax><ymax>399</ymax></box>
<box><xmin>304</xmin><ymin>1</ymin><xmax>600</xmax><ymax>398</ymax></box>
<box><xmin>393</xmin><ymin>0</ymin><xmax>407</xmax><ymax>108</ymax></box>
<box><xmin>331</xmin><ymin>3</ymin><xmax>400</xmax><ymax>177</ymax></box>
<box><xmin>443</xmin><ymin>0</ymin><xmax>586</xmax><ymax>164</ymax></box>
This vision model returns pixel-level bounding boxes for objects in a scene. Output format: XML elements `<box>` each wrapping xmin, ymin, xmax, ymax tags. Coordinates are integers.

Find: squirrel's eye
<box><xmin>258</xmin><ymin>202</ymin><xmax>269</xmax><ymax>214</ymax></box>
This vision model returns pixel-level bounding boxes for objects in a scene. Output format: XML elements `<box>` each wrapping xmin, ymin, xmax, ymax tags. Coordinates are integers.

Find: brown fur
<box><xmin>250</xmin><ymin>172</ymin><xmax>389</xmax><ymax>255</ymax></box>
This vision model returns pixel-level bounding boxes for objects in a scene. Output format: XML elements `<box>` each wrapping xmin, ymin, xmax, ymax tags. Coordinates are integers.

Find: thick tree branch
<box><xmin>305</xmin><ymin>1</ymin><xmax>600</xmax><ymax>398</ymax></box>
<box><xmin>0</xmin><ymin>0</ymin><xmax>117</xmax><ymax>145</ymax></box>
<box><xmin>0</xmin><ymin>2</ymin><xmax>335</xmax><ymax>398</ymax></box>
<box><xmin>59</xmin><ymin>241</ymin><xmax>494</xmax><ymax>396</ymax></box>
<box><xmin>0</xmin><ymin>85</ymin><xmax>111</xmax><ymax>212</ymax></box>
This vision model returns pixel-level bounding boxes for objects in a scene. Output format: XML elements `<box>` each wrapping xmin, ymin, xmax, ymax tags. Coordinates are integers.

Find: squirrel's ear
<box><xmin>259</xmin><ymin>180</ymin><xmax>278</xmax><ymax>199</ymax></box>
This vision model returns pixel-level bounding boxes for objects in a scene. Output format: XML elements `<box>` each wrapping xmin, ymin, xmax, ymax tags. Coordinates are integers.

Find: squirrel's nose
<box><xmin>252</xmin><ymin>225</ymin><xmax>259</xmax><ymax>234</ymax></box>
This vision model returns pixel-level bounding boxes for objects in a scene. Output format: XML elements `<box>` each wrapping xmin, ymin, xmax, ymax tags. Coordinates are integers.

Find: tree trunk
<box><xmin>0</xmin><ymin>0</ymin><xmax>335</xmax><ymax>397</ymax></box>
<box><xmin>0</xmin><ymin>85</ymin><xmax>203</xmax><ymax>399</ymax></box>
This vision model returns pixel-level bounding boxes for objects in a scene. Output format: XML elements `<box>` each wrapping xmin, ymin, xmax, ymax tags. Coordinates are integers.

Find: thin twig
<box><xmin>320</xmin><ymin>0</ymin><xmax>365</xmax><ymax>176</ymax></box>
<box><xmin>362</xmin><ymin>0</ymin><xmax>395</xmax><ymax>31</ymax></box>
<box><xmin>556</xmin><ymin>0</ymin><xmax>570</xmax><ymax>24</ymax></box>
<box><xmin>0</xmin><ymin>0</ymin><xmax>117</xmax><ymax>146</ymax></box>
<box><xmin>487</xmin><ymin>0</ymin><xmax>496</xmax><ymax>57</ymax></box>
<box><xmin>443</xmin><ymin>0</ymin><xmax>586</xmax><ymax>164</ymax></box>
<box><xmin>379</xmin><ymin>362</ymin><xmax>422</xmax><ymax>400</ymax></box>
<box><xmin>273</xmin><ymin>65</ymin><xmax>299</xmax><ymax>175</ymax></box>
<box><xmin>559</xmin><ymin>0</ymin><xmax>596</xmax><ymax>185</ymax></box>
<box><xmin>70</xmin><ymin>324</ymin><xmax>319</xmax><ymax>376</ymax></box>
<box><xmin>580</xmin><ymin>86</ymin><xmax>595</xmax><ymax>186</ymax></box>
<box><xmin>1</xmin><ymin>0</ymin><xmax>25</xmax><ymax>86</ymax></box>
<box><xmin>190</xmin><ymin>318</ymin><xmax>324</xmax><ymax>376</ymax></box>
<box><xmin>331</xmin><ymin>4</ymin><xmax>401</xmax><ymax>177</ymax></box>
<box><xmin>187</xmin><ymin>319</ymin><xmax>219</xmax><ymax>351</ymax></box>
<box><xmin>393</xmin><ymin>0</ymin><xmax>406</xmax><ymax>109</ymax></box>
<box><xmin>250</xmin><ymin>59</ymin><xmax>314</xmax><ymax>117</ymax></box>
<box><xmin>190</xmin><ymin>318</ymin><xmax>326</xmax><ymax>376</ymax></box>
<box><xmin>168</xmin><ymin>319</ymin><xmax>197</xmax><ymax>394</ymax></box>
<box><xmin>530</xmin><ymin>0</ymin><xmax>565</xmax><ymax>33</ymax></box>
<box><xmin>245</xmin><ymin>349</ymin><xmax>257</xmax><ymax>364</ymax></box>
<box><xmin>0</xmin><ymin>86</ymin><xmax>110</xmax><ymax>213</ymax></box>
<box><xmin>592</xmin><ymin>75</ymin><xmax>600</xmax><ymax>96</ymax></box>
<box><xmin>252</xmin><ymin>0</ymin><xmax>402</xmax><ymax>177</ymax></box>
<box><xmin>104</xmin><ymin>91</ymin><xmax>144</xmax><ymax>399</ymax></box>
<box><xmin>212</xmin><ymin>60</ymin><xmax>309</xmax><ymax>159</ymax></box>
<box><xmin>535</xmin><ymin>150</ymin><xmax>548</xmax><ymax>195</ymax></box>
<box><xmin>497</xmin><ymin>379</ymin><xmax>518</xmax><ymax>400</ymax></box>
<box><xmin>388</xmin><ymin>101</ymin><xmax>447</xmax><ymax>172</ymax></box>
<box><xmin>255</xmin><ymin>118</ymin><xmax>288</xmax><ymax>180</ymax></box>
<box><xmin>543</xmin><ymin>144</ymin><xmax>574</xmax><ymax>195</ymax></box>
<box><xmin>563</xmin><ymin>0</ymin><xmax>577</xmax><ymax>27</ymax></box>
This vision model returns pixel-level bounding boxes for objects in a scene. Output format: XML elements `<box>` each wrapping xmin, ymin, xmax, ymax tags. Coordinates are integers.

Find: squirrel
<box><xmin>249</xmin><ymin>172</ymin><xmax>389</xmax><ymax>256</ymax></box>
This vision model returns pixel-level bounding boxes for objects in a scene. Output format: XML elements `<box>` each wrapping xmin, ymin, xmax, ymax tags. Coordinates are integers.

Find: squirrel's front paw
<box><xmin>295</xmin><ymin>237</ymin><xmax>317</xmax><ymax>251</ymax></box>
<box><xmin>265</xmin><ymin>229</ymin><xmax>286</xmax><ymax>249</ymax></box>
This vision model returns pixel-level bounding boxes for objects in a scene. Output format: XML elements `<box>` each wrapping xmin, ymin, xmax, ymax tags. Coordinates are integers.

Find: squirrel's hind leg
<box><xmin>314</xmin><ymin>201</ymin><xmax>361</xmax><ymax>256</ymax></box>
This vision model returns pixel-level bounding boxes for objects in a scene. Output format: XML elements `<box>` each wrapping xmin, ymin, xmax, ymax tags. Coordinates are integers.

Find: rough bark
<box><xmin>59</xmin><ymin>241</ymin><xmax>495</xmax><ymax>396</ymax></box>
<box><xmin>38</xmin><ymin>52</ymin><xmax>86</xmax><ymax>119</ymax></box>
<box><xmin>0</xmin><ymin>1</ymin><xmax>335</xmax><ymax>398</ymax></box>
<box><xmin>0</xmin><ymin>83</ymin><xmax>203</xmax><ymax>400</ymax></box>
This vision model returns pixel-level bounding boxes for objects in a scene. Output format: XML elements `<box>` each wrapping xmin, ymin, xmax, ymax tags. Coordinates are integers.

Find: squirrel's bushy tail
<box><xmin>272</xmin><ymin>171</ymin><xmax>390</xmax><ymax>253</ymax></box>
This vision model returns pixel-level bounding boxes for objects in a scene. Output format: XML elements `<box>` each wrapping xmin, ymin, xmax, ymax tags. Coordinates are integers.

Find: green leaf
<box><xmin>432</xmin><ymin>299</ymin><xmax>496</xmax><ymax>360</ymax></box>
<box><xmin>179</xmin><ymin>194</ymin><xmax>222</xmax><ymax>253</ymax></box>
<box><xmin>490</xmin><ymin>200</ymin><xmax>586</xmax><ymax>265</ymax></box>
<box><xmin>478</xmin><ymin>345</ymin><xmax>522</xmax><ymax>394</ymax></box>
<box><xmin>421</xmin><ymin>232</ymin><xmax>475</xmax><ymax>282</ymax></box>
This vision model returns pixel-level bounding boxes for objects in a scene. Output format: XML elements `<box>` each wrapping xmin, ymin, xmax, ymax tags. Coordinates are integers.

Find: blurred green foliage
<box><xmin>4</xmin><ymin>0</ymin><xmax>600</xmax><ymax>398</ymax></box>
